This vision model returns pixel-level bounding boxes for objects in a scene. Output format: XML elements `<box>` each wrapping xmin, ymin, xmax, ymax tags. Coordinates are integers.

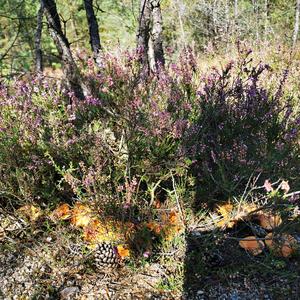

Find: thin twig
<box><xmin>284</xmin><ymin>190</ymin><xmax>300</xmax><ymax>199</ymax></box>
<box><xmin>0</xmin><ymin>21</ymin><xmax>21</xmax><ymax>62</ymax></box>
<box><xmin>171</xmin><ymin>172</ymin><xmax>185</xmax><ymax>227</ymax></box>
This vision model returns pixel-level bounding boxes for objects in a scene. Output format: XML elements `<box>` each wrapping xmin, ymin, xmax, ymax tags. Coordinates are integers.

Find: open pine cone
<box><xmin>94</xmin><ymin>242</ymin><xmax>121</xmax><ymax>269</ymax></box>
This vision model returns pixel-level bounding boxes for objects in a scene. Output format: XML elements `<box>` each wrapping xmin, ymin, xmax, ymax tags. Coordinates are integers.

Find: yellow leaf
<box><xmin>18</xmin><ymin>205</ymin><xmax>42</xmax><ymax>222</ymax></box>
<box><xmin>241</xmin><ymin>203</ymin><xmax>258</xmax><ymax>214</ymax></box>
<box><xmin>71</xmin><ymin>203</ymin><xmax>92</xmax><ymax>228</ymax></box>
<box><xmin>217</xmin><ymin>203</ymin><xmax>233</xmax><ymax>218</ymax></box>
<box><xmin>83</xmin><ymin>219</ymin><xmax>127</xmax><ymax>243</ymax></box>
<box><xmin>83</xmin><ymin>219</ymin><xmax>103</xmax><ymax>243</ymax></box>
<box><xmin>217</xmin><ymin>219</ymin><xmax>236</xmax><ymax>229</ymax></box>
<box><xmin>163</xmin><ymin>224</ymin><xmax>183</xmax><ymax>241</ymax></box>
<box><xmin>215</xmin><ymin>202</ymin><xmax>235</xmax><ymax>229</ymax></box>
<box><xmin>239</xmin><ymin>236</ymin><xmax>265</xmax><ymax>256</ymax></box>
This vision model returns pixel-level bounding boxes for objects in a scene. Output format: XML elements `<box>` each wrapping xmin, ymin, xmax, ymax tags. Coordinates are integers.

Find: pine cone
<box><xmin>94</xmin><ymin>242</ymin><xmax>120</xmax><ymax>269</ymax></box>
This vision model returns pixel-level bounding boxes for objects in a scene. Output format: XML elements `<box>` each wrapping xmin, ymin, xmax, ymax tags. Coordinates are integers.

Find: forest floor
<box><xmin>1</xmin><ymin>206</ymin><xmax>300</xmax><ymax>300</ymax></box>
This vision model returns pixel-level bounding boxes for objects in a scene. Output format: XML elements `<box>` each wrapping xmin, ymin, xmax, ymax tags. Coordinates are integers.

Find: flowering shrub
<box><xmin>0</xmin><ymin>47</ymin><xmax>299</xmax><ymax>211</ymax></box>
<box><xmin>184</xmin><ymin>49</ymin><xmax>300</xmax><ymax>201</ymax></box>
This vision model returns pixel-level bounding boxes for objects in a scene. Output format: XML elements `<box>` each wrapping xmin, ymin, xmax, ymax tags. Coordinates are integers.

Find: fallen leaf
<box><xmin>71</xmin><ymin>203</ymin><xmax>92</xmax><ymax>228</ymax></box>
<box><xmin>240</xmin><ymin>203</ymin><xmax>258</xmax><ymax>214</ymax></box>
<box><xmin>217</xmin><ymin>219</ymin><xmax>236</xmax><ymax>229</ymax></box>
<box><xmin>281</xmin><ymin>234</ymin><xmax>297</xmax><ymax>257</ymax></box>
<box><xmin>18</xmin><ymin>205</ymin><xmax>42</xmax><ymax>222</ymax></box>
<box><xmin>153</xmin><ymin>199</ymin><xmax>161</xmax><ymax>209</ymax></box>
<box><xmin>83</xmin><ymin>219</ymin><xmax>103</xmax><ymax>243</ymax></box>
<box><xmin>258</xmin><ymin>213</ymin><xmax>282</xmax><ymax>230</ymax></box>
<box><xmin>265</xmin><ymin>232</ymin><xmax>274</xmax><ymax>248</ymax></box>
<box><xmin>265</xmin><ymin>232</ymin><xmax>297</xmax><ymax>257</ymax></box>
<box><xmin>163</xmin><ymin>224</ymin><xmax>183</xmax><ymax>241</ymax></box>
<box><xmin>83</xmin><ymin>219</ymin><xmax>128</xmax><ymax>243</ymax></box>
<box><xmin>50</xmin><ymin>203</ymin><xmax>71</xmax><ymax>221</ymax></box>
<box><xmin>239</xmin><ymin>236</ymin><xmax>265</xmax><ymax>256</ymax></box>
<box><xmin>216</xmin><ymin>203</ymin><xmax>235</xmax><ymax>229</ymax></box>
<box><xmin>217</xmin><ymin>203</ymin><xmax>233</xmax><ymax>217</ymax></box>
<box><xmin>116</xmin><ymin>245</ymin><xmax>130</xmax><ymax>258</ymax></box>
<box><xmin>146</xmin><ymin>221</ymin><xmax>162</xmax><ymax>235</ymax></box>
<box><xmin>169</xmin><ymin>211</ymin><xmax>180</xmax><ymax>224</ymax></box>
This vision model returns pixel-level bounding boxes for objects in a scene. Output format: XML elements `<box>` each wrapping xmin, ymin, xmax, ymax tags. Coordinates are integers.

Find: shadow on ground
<box><xmin>183</xmin><ymin>216</ymin><xmax>300</xmax><ymax>299</ymax></box>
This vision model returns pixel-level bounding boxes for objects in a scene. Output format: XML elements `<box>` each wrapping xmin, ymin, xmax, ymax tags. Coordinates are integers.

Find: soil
<box><xmin>1</xmin><ymin>209</ymin><xmax>300</xmax><ymax>299</ymax></box>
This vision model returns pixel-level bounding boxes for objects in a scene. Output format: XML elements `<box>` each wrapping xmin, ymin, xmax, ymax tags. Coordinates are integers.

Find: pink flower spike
<box><xmin>264</xmin><ymin>179</ymin><xmax>273</xmax><ymax>192</ymax></box>
<box><xmin>143</xmin><ymin>251</ymin><xmax>151</xmax><ymax>258</ymax></box>
<box><xmin>280</xmin><ymin>180</ymin><xmax>290</xmax><ymax>194</ymax></box>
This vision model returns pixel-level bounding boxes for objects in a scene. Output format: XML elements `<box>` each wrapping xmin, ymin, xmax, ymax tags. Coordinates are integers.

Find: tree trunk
<box><xmin>264</xmin><ymin>0</ymin><xmax>269</xmax><ymax>41</ymax></box>
<box><xmin>234</xmin><ymin>0</ymin><xmax>238</xmax><ymax>36</ymax></box>
<box><xmin>293</xmin><ymin>0</ymin><xmax>300</xmax><ymax>47</ymax></box>
<box><xmin>150</xmin><ymin>0</ymin><xmax>165</xmax><ymax>71</ymax></box>
<box><xmin>42</xmin><ymin>0</ymin><xmax>88</xmax><ymax>99</ymax></box>
<box><xmin>137</xmin><ymin>0</ymin><xmax>151</xmax><ymax>76</ymax></box>
<box><xmin>35</xmin><ymin>0</ymin><xmax>44</xmax><ymax>73</ymax></box>
<box><xmin>251</xmin><ymin>0</ymin><xmax>260</xmax><ymax>41</ymax></box>
<box><xmin>173</xmin><ymin>0</ymin><xmax>186</xmax><ymax>49</ymax></box>
<box><xmin>83</xmin><ymin>0</ymin><xmax>102</xmax><ymax>65</ymax></box>
<box><xmin>137</xmin><ymin>0</ymin><xmax>165</xmax><ymax>75</ymax></box>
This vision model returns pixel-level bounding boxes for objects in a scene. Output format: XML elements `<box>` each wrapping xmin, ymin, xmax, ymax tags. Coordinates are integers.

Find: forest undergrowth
<box><xmin>0</xmin><ymin>44</ymin><xmax>300</xmax><ymax>299</ymax></box>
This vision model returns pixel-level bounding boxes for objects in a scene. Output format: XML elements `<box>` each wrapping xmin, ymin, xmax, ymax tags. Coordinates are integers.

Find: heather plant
<box><xmin>184</xmin><ymin>48</ymin><xmax>300</xmax><ymax>204</ymax></box>
<box><xmin>0</xmin><ymin>76</ymin><xmax>119</xmax><ymax>205</ymax></box>
<box><xmin>0</xmin><ymin>48</ymin><xmax>299</xmax><ymax>215</ymax></box>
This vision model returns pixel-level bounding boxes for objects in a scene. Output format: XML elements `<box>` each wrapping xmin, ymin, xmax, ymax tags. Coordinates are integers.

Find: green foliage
<box><xmin>0</xmin><ymin>47</ymin><xmax>299</xmax><ymax>213</ymax></box>
<box><xmin>1</xmin><ymin>0</ymin><xmax>300</xmax><ymax>76</ymax></box>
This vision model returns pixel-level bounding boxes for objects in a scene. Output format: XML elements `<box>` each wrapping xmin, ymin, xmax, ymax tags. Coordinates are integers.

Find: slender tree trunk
<box><xmin>234</xmin><ymin>0</ymin><xmax>238</xmax><ymax>37</ymax></box>
<box><xmin>251</xmin><ymin>0</ymin><xmax>260</xmax><ymax>41</ymax></box>
<box><xmin>35</xmin><ymin>0</ymin><xmax>44</xmax><ymax>73</ymax></box>
<box><xmin>225</xmin><ymin>0</ymin><xmax>229</xmax><ymax>46</ymax></box>
<box><xmin>83</xmin><ymin>0</ymin><xmax>102</xmax><ymax>65</ymax></box>
<box><xmin>293</xmin><ymin>0</ymin><xmax>300</xmax><ymax>47</ymax></box>
<box><xmin>212</xmin><ymin>0</ymin><xmax>217</xmax><ymax>37</ymax></box>
<box><xmin>137</xmin><ymin>0</ymin><xmax>165</xmax><ymax>75</ymax></box>
<box><xmin>137</xmin><ymin>0</ymin><xmax>151</xmax><ymax>76</ymax></box>
<box><xmin>41</xmin><ymin>0</ymin><xmax>88</xmax><ymax>99</ymax></box>
<box><xmin>234</xmin><ymin>0</ymin><xmax>238</xmax><ymax>19</ymax></box>
<box><xmin>173</xmin><ymin>0</ymin><xmax>186</xmax><ymax>49</ymax></box>
<box><xmin>264</xmin><ymin>0</ymin><xmax>269</xmax><ymax>41</ymax></box>
<box><xmin>150</xmin><ymin>0</ymin><xmax>165</xmax><ymax>71</ymax></box>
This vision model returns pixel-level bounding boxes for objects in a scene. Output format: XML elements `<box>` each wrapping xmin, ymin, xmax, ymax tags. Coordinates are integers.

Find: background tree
<box><xmin>149</xmin><ymin>0</ymin><xmax>165</xmax><ymax>70</ymax></box>
<box><xmin>293</xmin><ymin>0</ymin><xmax>300</xmax><ymax>47</ymax></box>
<box><xmin>42</xmin><ymin>0</ymin><xmax>88</xmax><ymax>98</ymax></box>
<box><xmin>137</xmin><ymin>0</ymin><xmax>152</xmax><ymax>75</ymax></box>
<box><xmin>137</xmin><ymin>0</ymin><xmax>165</xmax><ymax>74</ymax></box>
<box><xmin>35</xmin><ymin>0</ymin><xmax>44</xmax><ymax>72</ymax></box>
<box><xmin>0</xmin><ymin>0</ymin><xmax>299</xmax><ymax>78</ymax></box>
<box><xmin>83</xmin><ymin>0</ymin><xmax>102</xmax><ymax>65</ymax></box>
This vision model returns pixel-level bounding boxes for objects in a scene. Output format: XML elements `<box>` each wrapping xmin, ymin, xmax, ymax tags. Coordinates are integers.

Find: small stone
<box><xmin>60</xmin><ymin>286</ymin><xmax>79</xmax><ymax>300</ymax></box>
<box><xmin>46</xmin><ymin>236</ymin><xmax>52</xmax><ymax>243</ymax></box>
